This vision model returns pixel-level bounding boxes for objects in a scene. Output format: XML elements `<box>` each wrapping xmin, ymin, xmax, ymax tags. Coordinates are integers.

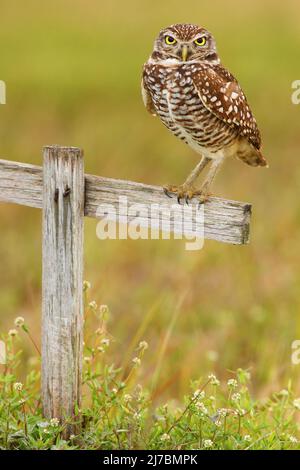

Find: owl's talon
<box><xmin>197</xmin><ymin>192</ymin><xmax>212</xmax><ymax>208</ymax></box>
<box><xmin>163</xmin><ymin>187</ymin><xmax>173</xmax><ymax>198</ymax></box>
<box><xmin>164</xmin><ymin>184</ymin><xmax>206</xmax><ymax>205</ymax></box>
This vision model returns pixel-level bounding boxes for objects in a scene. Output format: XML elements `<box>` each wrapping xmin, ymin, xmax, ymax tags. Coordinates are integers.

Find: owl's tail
<box><xmin>237</xmin><ymin>140</ymin><xmax>269</xmax><ymax>168</ymax></box>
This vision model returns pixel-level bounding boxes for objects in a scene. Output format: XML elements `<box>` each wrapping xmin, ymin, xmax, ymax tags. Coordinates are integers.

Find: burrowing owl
<box><xmin>142</xmin><ymin>23</ymin><xmax>268</xmax><ymax>203</ymax></box>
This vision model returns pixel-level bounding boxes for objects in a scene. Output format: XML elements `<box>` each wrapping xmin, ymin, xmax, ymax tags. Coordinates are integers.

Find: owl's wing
<box><xmin>192</xmin><ymin>64</ymin><xmax>261</xmax><ymax>149</ymax></box>
<box><xmin>141</xmin><ymin>76</ymin><xmax>156</xmax><ymax>116</ymax></box>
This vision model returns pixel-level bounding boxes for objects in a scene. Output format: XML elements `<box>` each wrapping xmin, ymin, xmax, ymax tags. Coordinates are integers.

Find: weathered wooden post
<box><xmin>41</xmin><ymin>145</ymin><xmax>84</xmax><ymax>437</ymax></box>
<box><xmin>0</xmin><ymin>146</ymin><xmax>252</xmax><ymax>437</ymax></box>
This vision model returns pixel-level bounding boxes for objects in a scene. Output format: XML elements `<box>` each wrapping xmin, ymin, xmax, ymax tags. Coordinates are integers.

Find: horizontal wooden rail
<box><xmin>0</xmin><ymin>157</ymin><xmax>251</xmax><ymax>244</ymax></box>
<box><xmin>0</xmin><ymin>145</ymin><xmax>253</xmax><ymax>437</ymax></box>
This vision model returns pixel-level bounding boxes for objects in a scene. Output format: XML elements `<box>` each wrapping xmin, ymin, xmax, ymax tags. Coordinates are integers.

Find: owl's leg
<box><xmin>164</xmin><ymin>156</ymin><xmax>210</xmax><ymax>204</ymax></box>
<box><xmin>197</xmin><ymin>156</ymin><xmax>225</xmax><ymax>203</ymax></box>
<box><xmin>182</xmin><ymin>157</ymin><xmax>211</xmax><ymax>187</ymax></box>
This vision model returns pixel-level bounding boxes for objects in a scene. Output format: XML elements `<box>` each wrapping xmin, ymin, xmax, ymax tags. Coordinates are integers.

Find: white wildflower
<box><xmin>227</xmin><ymin>379</ymin><xmax>238</xmax><ymax>389</ymax></box>
<box><xmin>231</xmin><ymin>392</ymin><xmax>241</xmax><ymax>402</ymax></box>
<box><xmin>13</xmin><ymin>382</ymin><xmax>23</xmax><ymax>392</ymax></box>
<box><xmin>101</xmin><ymin>338</ymin><xmax>110</xmax><ymax>346</ymax></box>
<box><xmin>293</xmin><ymin>398</ymin><xmax>300</xmax><ymax>410</ymax></box>
<box><xmin>208</xmin><ymin>373</ymin><xmax>220</xmax><ymax>386</ymax></box>
<box><xmin>161</xmin><ymin>433</ymin><xmax>170</xmax><ymax>441</ymax></box>
<box><xmin>124</xmin><ymin>394</ymin><xmax>132</xmax><ymax>403</ymax></box>
<box><xmin>279</xmin><ymin>389</ymin><xmax>289</xmax><ymax>397</ymax></box>
<box><xmin>289</xmin><ymin>436</ymin><xmax>298</xmax><ymax>444</ymax></box>
<box><xmin>50</xmin><ymin>418</ymin><xmax>59</xmax><ymax>427</ymax></box>
<box><xmin>99</xmin><ymin>305</ymin><xmax>109</xmax><ymax>315</ymax></box>
<box><xmin>83</xmin><ymin>280</ymin><xmax>91</xmax><ymax>291</ymax></box>
<box><xmin>203</xmin><ymin>439</ymin><xmax>213</xmax><ymax>448</ymax></box>
<box><xmin>138</xmin><ymin>341</ymin><xmax>148</xmax><ymax>351</ymax></box>
<box><xmin>193</xmin><ymin>389</ymin><xmax>205</xmax><ymax>400</ymax></box>
<box><xmin>84</xmin><ymin>356</ymin><xmax>92</xmax><ymax>364</ymax></box>
<box><xmin>236</xmin><ymin>408</ymin><xmax>246</xmax><ymax>417</ymax></box>
<box><xmin>14</xmin><ymin>317</ymin><xmax>25</xmax><ymax>327</ymax></box>
<box><xmin>218</xmin><ymin>408</ymin><xmax>230</xmax><ymax>418</ymax></box>
<box><xmin>196</xmin><ymin>402</ymin><xmax>208</xmax><ymax>415</ymax></box>
<box><xmin>244</xmin><ymin>435</ymin><xmax>252</xmax><ymax>442</ymax></box>
<box><xmin>88</xmin><ymin>301</ymin><xmax>97</xmax><ymax>310</ymax></box>
<box><xmin>8</xmin><ymin>329</ymin><xmax>18</xmax><ymax>337</ymax></box>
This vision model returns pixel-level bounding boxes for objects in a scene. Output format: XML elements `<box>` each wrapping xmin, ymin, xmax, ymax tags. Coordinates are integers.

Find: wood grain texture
<box><xmin>0</xmin><ymin>159</ymin><xmax>43</xmax><ymax>208</ymax></box>
<box><xmin>0</xmin><ymin>158</ymin><xmax>251</xmax><ymax>244</ymax></box>
<box><xmin>41</xmin><ymin>146</ymin><xmax>84</xmax><ymax>437</ymax></box>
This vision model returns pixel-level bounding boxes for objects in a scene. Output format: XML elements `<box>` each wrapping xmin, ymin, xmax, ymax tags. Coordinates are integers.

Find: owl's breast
<box><xmin>143</xmin><ymin>62</ymin><xmax>237</xmax><ymax>153</ymax></box>
<box><xmin>144</xmin><ymin>64</ymin><xmax>200</xmax><ymax>138</ymax></box>
<box><xmin>166</xmin><ymin>72</ymin><xmax>205</xmax><ymax>128</ymax></box>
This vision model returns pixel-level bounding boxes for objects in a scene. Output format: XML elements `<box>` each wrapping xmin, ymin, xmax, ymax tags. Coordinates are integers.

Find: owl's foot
<box><xmin>163</xmin><ymin>184</ymin><xmax>211</xmax><ymax>205</ymax></box>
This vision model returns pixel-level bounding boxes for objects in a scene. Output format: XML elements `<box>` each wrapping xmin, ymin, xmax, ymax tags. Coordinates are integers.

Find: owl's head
<box><xmin>152</xmin><ymin>23</ymin><xmax>219</xmax><ymax>63</ymax></box>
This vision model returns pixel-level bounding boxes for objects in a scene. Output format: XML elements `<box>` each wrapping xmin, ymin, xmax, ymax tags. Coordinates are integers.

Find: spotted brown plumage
<box><xmin>142</xmin><ymin>23</ymin><xmax>268</xmax><ymax>203</ymax></box>
<box><xmin>191</xmin><ymin>64</ymin><xmax>262</xmax><ymax>151</ymax></box>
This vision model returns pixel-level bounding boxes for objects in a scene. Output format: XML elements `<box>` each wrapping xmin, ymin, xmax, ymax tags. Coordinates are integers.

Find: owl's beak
<box><xmin>181</xmin><ymin>45</ymin><xmax>189</xmax><ymax>62</ymax></box>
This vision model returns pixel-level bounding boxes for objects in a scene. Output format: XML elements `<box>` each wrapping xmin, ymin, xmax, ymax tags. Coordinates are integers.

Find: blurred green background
<box><xmin>1</xmin><ymin>0</ymin><xmax>300</xmax><ymax>401</ymax></box>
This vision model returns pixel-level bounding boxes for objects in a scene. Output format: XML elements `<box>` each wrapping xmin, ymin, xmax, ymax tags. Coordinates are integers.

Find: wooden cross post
<box><xmin>0</xmin><ymin>145</ymin><xmax>252</xmax><ymax>437</ymax></box>
<box><xmin>42</xmin><ymin>146</ymin><xmax>84</xmax><ymax>436</ymax></box>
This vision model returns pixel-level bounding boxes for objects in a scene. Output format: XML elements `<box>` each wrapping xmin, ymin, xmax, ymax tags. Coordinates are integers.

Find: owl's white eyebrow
<box><xmin>148</xmin><ymin>58</ymin><xmax>201</xmax><ymax>66</ymax></box>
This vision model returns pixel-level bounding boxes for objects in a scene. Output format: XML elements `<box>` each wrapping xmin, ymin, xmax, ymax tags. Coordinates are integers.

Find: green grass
<box><xmin>1</xmin><ymin>289</ymin><xmax>300</xmax><ymax>450</ymax></box>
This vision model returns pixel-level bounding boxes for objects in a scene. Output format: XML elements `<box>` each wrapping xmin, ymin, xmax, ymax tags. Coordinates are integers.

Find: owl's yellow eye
<box><xmin>194</xmin><ymin>37</ymin><xmax>207</xmax><ymax>46</ymax></box>
<box><xmin>165</xmin><ymin>35</ymin><xmax>177</xmax><ymax>45</ymax></box>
